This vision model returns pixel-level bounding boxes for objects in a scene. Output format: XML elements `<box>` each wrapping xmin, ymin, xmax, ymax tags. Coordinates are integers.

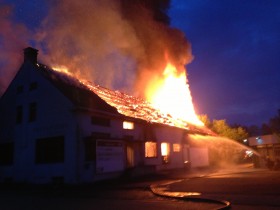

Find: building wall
<box><xmin>136</xmin><ymin>124</ymin><xmax>187</xmax><ymax>172</ymax></box>
<box><xmin>249</xmin><ymin>134</ymin><xmax>280</xmax><ymax>163</ymax></box>
<box><xmin>0</xmin><ymin>60</ymin><xmax>204</xmax><ymax>184</ymax></box>
<box><xmin>0</xmin><ymin>62</ymin><xmax>78</xmax><ymax>183</ymax></box>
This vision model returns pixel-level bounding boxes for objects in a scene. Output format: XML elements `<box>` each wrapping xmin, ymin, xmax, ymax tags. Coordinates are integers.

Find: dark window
<box><xmin>0</xmin><ymin>143</ymin><xmax>14</xmax><ymax>166</ymax></box>
<box><xmin>29</xmin><ymin>102</ymin><xmax>37</xmax><ymax>122</ymax></box>
<box><xmin>84</xmin><ymin>137</ymin><xmax>96</xmax><ymax>161</ymax></box>
<box><xmin>16</xmin><ymin>105</ymin><xmax>23</xmax><ymax>124</ymax></box>
<box><xmin>91</xmin><ymin>116</ymin><xmax>110</xmax><ymax>127</ymax></box>
<box><xmin>35</xmin><ymin>136</ymin><xmax>64</xmax><ymax>164</ymax></box>
<box><xmin>29</xmin><ymin>82</ymin><xmax>38</xmax><ymax>91</ymax></box>
<box><xmin>16</xmin><ymin>85</ymin><xmax>24</xmax><ymax>94</ymax></box>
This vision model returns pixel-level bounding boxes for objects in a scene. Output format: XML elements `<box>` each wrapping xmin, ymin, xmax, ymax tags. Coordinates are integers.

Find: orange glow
<box><xmin>52</xmin><ymin>65</ymin><xmax>73</xmax><ymax>76</ymax></box>
<box><xmin>161</xmin><ymin>142</ymin><xmax>170</xmax><ymax>156</ymax></box>
<box><xmin>50</xmin><ymin>61</ymin><xmax>205</xmax><ymax>130</ymax></box>
<box><xmin>146</xmin><ymin>62</ymin><xmax>203</xmax><ymax>126</ymax></box>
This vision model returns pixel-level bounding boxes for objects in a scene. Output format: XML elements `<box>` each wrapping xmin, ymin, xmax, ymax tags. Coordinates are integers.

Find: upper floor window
<box><xmin>16</xmin><ymin>105</ymin><xmax>23</xmax><ymax>124</ymax></box>
<box><xmin>91</xmin><ymin>116</ymin><xmax>110</xmax><ymax>127</ymax></box>
<box><xmin>123</xmin><ymin>121</ymin><xmax>134</xmax><ymax>130</ymax></box>
<box><xmin>29</xmin><ymin>102</ymin><xmax>37</xmax><ymax>122</ymax></box>
<box><xmin>29</xmin><ymin>82</ymin><xmax>38</xmax><ymax>91</ymax></box>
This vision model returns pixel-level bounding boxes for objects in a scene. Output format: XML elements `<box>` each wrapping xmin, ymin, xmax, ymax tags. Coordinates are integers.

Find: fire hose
<box><xmin>150</xmin><ymin>180</ymin><xmax>231</xmax><ymax>210</ymax></box>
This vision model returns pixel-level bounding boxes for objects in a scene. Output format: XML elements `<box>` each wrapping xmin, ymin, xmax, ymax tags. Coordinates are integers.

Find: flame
<box><xmin>52</xmin><ymin>65</ymin><xmax>72</xmax><ymax>75</ymax></box>
<box><xmin>50</xmin><ymin>62</ymin><xmax>204</xmax><ymax>128</ymax></box>
<box><xmin>146</xmin><ymin>62</ymin><xmax>203</xmax><ymax>126</ymax></box>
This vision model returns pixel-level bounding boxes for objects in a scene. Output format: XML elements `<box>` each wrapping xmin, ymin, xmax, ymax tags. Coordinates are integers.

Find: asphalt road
<box><xmin>164</xmin><ymin>168</ymin><xmax>280</xmax><ymax>210</ymax></box>
<box><xmin>0</xmin><ymin>167</ymin><xmax>279</xmax><ymax>210</ymax></box>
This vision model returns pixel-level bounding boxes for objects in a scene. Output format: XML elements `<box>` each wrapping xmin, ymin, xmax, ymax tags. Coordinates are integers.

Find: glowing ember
<box><xmin>146</xmin><ymin>62</ymin><xmax>203</xmax><ymax>126</ymax></box>
<box><xmin>48</xmin><ymin>64</ymin><xmax>208</xmax><ymax>132</ymax></box>
<box><xmin>52</xmin><ymin>65</ymin><xmax>73</xmax><ymax>76</ymax></box>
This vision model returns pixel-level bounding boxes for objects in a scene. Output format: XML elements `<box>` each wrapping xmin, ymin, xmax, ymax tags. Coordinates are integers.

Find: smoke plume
<box><xmin>0</xmin><ymin>0</ymin><xmax>193</xmax><ymax>98</ymax></box>
<box><xmin>0</xmin><ymin>4</ymin><xmax>29</xmax><ymax>95</ymax></box>
<box><xmin>37</xmin><ymin>0</ymin><xmax>192</xmax><ymax>95</ymax></box>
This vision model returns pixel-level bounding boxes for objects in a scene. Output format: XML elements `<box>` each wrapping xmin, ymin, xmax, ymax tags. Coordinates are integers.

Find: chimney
<box><xmin>24</xmin><ymin>47</ymin><xmax>38</xmax><ymax>64</ymax></box>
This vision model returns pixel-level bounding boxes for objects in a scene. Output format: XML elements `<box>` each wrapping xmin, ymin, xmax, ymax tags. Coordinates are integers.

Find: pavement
<box><xmin>147</xmin><ymin>164</ymin><xmax>269</xmax><ymax>210</ymax></box>
<box><xmin>1</xmin><ymin>164</ymin><xmax>276</xmax><ymax>210</ymax></box>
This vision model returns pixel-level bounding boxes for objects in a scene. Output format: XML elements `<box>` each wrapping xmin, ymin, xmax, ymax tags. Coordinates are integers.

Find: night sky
<box><xmin>170</xmin><ymin>0</ymin><xmax>280</xmax><ymax>126</ymax></box>
<box><xmin>1</xmin><ymin>0</ymin><xmax>280</xmax><ymax>127</ymax></box>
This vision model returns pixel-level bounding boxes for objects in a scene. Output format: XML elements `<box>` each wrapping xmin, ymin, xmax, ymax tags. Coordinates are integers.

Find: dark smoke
<box><xmin>0</xmin><ymin>0</ymin><xmax>193</xmax><ymax>98</ymax></box>
<box><xmin>36</xmin><ymin>0</ymin><xmax>193</xmax><ymax>96</ymax></box>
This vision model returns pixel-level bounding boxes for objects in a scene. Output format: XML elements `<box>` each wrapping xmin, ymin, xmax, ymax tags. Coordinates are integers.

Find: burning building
<box><xmin>0</xmin><ymin>48</ymin><xmax>214</xmax><ymax>184</ymax></box>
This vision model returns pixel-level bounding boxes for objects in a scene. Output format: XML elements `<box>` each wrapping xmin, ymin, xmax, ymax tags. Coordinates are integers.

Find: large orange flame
<box><xmin>146</xmin><ymin>62</ymin><xmax>203</xmax><ymax>126</ymax></box>
<box><xmin>50</xmin><ymin>61</ymin><xmax>203</xmax><ymax>127</ymax></box>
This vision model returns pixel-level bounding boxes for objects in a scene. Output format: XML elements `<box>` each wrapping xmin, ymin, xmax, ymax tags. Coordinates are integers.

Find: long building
<box><xmin>0</xmin><ymin>47</ymin><xmax>213</xmax><ymax>184</ymax></box>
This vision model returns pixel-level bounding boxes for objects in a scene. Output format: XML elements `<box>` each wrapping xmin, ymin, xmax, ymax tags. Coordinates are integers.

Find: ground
<box><xmin>1</xmin><ymin>165</ymin><xmax>280</xmax><ymax>210</ymax></box>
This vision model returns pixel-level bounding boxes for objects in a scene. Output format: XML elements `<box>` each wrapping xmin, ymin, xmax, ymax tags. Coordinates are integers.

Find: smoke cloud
<box><xmin>0</xmin><ymin>4</ymin><xmax>29</xmax><ymax>95</ymax></box>
<box><xmin>0</xmin><ymin>0</ymin><xmax>193</xmax><ymax>98</ymax></box>
<box><xmin>36</xmin><ymin>0</ymin><xmax>143</xmax><ymax>94</ymax></box>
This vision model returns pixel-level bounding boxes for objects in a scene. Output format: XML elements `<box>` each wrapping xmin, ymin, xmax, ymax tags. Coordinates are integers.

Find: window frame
<box><xmin>16</xmin><ymin>105</ymin><xmax>23</xmax><ymax>124</ymax></box>
<box><xmin>35</xmin><ymin>136</ymin><xmax>64</xmax><ymax>164</ymax></box>
<box><xmin>123</xmin><ymin>121</ymin><xmax>134</xmax><ymax>130</ymax></box>
<box><xmin>29</xmin><ymin>102</ymin><xmax>37</xmax><ymax>122</ymax></box>
<box><xmin>161</xmin><ymin>142</ymin><xmax>171</xmax><ymax>164</ymax></box>
<box><xmin>145</xmin><ymin>141</ymin><xmax>157</xmax><ymax>158</ymax></box>
<box><xmin>0</xmin><ymin>142</ymin><xmax>14</xmax><ymax>166</ymax></box>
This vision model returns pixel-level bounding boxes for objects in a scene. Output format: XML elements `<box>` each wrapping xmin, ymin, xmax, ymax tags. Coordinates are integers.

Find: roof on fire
<box><xmin>24</xmin><ymin>47</ymin><xmax>215</xmax><ymax>135</ymax></box>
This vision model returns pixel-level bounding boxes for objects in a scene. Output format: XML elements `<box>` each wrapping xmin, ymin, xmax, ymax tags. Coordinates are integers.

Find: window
<box><xmin>84</xmin><ymin>137</ymin><xmax>96</xmax><ymax>161</ymax></box>
<box><xmin>123</xmin><ymin>121</ymin><xmax>134</xmax><ymax>130</ymax></box>
<box><xmin>145</xmin><ymin>141</ymin><xmax>157</xmax><ymax>158</ymax></box>
<box><xmin>29</xmin><ymin>82</ymin><xmax>38</xmax><ymax>91</ymax></box>
<box><xmin>173</xmin><ymin>144</ymin><xmax>181</xmax><ymax>152</ymax></box>
<box><xmin>161</xmin><ymin>142</ymin><xmax>170</xmax><ymax>164</ymax></box>
<box><xmin>91</xmin><ymin>116</ymin><xmax>110</xmax><ymax>127</ymax></box>
<box><xmin>16</xmin><ymin>105</ymin><xmax>23</xmax><ymax>124</ymax></box>
<box><xmin>0</xmin><ymin>143</ymin><xmax>14</xmax><ymax>166</ymax></box>
<box><xmin>35</xmin><ymin>136</ymin><xmax>64</xmax><ymax>164</ymax></box>
<box><xmin>29</xmin><ymin>102</ymin><xmax>37</xmax><ymax>122</ymax></box>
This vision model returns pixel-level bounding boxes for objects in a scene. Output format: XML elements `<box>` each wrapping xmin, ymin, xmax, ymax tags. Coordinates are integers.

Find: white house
<box><xmin>0</xmin><ymin>47</ymin><xmax>213</xmax><ymax>184</ymax></box>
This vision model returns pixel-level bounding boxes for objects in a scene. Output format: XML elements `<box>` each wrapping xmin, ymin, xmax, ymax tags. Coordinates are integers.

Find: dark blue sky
<box><xmin>2</xmin><ymin>0</ymin><xmax>280</xmax><ymax>126</ymax></box>
<box><xmin>169</xmin><ymin>0</ymin><xmax>280</xmax><ymax>126</ymax></box>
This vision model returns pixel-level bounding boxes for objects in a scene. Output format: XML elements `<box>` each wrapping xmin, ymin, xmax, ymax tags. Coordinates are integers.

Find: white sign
<box><xmin>96</xmin><ymin>140</ymin><xmax>125</xmax><ymax>174</ymax></box>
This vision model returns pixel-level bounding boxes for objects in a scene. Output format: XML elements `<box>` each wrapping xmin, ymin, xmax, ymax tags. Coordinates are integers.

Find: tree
<box><xmin>198</xmin><ymin>114</ymin><xmax>212</xmax><ymax>128</ymax></box>
<box><xmin>198</xmin><ymin>115</ymin><xmax>249</xmax><ymax>142</ymax></box>
<box><xmin>211</xmin><ymin>119</ymin><xmax>248</xmax><ymax>142</ymax></box>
